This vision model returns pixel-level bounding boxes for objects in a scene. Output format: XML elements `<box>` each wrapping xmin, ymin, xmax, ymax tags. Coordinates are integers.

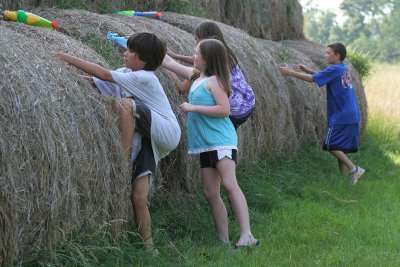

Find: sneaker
<box><xmin>349</xmin><ymin>166</ymin><xmax>365</xmax><ymax>185</ymax></box>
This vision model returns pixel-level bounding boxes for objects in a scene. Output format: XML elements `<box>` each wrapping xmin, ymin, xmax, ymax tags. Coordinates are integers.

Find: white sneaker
<box><xmin>350</xmin><ymin>166</ymin><xmax>365</xmax><ymax>185</ymax></box>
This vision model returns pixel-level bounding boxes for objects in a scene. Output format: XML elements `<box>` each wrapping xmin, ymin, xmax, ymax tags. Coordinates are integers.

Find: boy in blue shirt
<box><xmin>279</xmin><ymin>42</ymin><xmax>365</xmax><ymax>185</ymax></box>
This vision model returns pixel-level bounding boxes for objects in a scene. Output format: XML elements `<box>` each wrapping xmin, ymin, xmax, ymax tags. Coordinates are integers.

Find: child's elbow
<box><xmin>102</xmin><ymin>71</ymin><xmax>114</xmax><ymax>82</ymax></box>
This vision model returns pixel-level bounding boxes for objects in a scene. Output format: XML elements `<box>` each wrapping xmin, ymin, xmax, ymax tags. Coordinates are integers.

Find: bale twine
<box><xmin>0</xmin><ymin>22</ymin><xmax>130</xmax><ymax>265</ymax></box>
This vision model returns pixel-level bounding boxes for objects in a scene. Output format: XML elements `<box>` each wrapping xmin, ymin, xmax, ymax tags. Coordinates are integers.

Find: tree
<box><xmin>303</xmin><ymin>9</ymin><xmax>338</xmax><ymax>44</ymax></box>
<box><xmin>301</xmin><ymin>0</ymin><xmax>400</xmax><ymax>62</ymax></box>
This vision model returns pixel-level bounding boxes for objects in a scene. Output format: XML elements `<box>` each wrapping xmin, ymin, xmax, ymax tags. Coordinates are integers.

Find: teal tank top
<box><xmin>187</xmin><ymin>77</ymin><xmax>237</xmax><ymax>154</ymax></box>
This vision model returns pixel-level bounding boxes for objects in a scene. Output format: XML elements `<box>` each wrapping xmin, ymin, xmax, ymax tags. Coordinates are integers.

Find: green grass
<box><xmin>82</xmin><ymin>34</ymin><xmax>123</xmax><ymax>69</ymax></box>
<box><xmin>37</xmin><ymin>113</ymin><xmax>400</xmax><ymax>266</ymax></box>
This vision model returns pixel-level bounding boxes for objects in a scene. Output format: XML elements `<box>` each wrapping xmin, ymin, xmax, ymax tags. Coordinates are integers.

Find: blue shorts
<box><xmin>323</xmin><ymin>124</ymin><xmax>359</xmax><ymax>153</ymax></box>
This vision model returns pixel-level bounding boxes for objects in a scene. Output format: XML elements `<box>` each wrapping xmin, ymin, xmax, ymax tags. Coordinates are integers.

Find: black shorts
<box><xmin>229</xmin><ymin>108</ymin><xmax>254</xmax><ymax>130</ymax></box>
<box><xmin>199</xmin><ymin>149</ymin><xmax>237</xmax><ymax>168</ymax></box>
<box><xmin>128</xmin><ymin>98</ymin><xmax>156</xmax><ymax>184</ymax></box>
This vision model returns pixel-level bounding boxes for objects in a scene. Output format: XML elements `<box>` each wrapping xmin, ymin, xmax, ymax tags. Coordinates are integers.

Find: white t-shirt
<box><xmin>107</xmin><ymin>68</ymin><xmax>181</xmax><ymax>163</ymax></box>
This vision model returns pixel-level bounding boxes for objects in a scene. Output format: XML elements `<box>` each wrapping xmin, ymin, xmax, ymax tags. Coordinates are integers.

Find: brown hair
<box><xmin>194</xmin><ymin>21</ymin><xmax>238</xmax><ymax>70</ymax></box>
<box><xmin>327</xmin><ymin>42</ymin><xmax>347</xmax><ymax>61</ymax></box>
<box><xmin>127</xmin><ymin>32</ymin><xmax>166</xmax><ymax>71</ymax></box>
<box><xmin>198</xmin><ymin>39</ymin><xmax>231</xmax><ymax>96</ymax></box>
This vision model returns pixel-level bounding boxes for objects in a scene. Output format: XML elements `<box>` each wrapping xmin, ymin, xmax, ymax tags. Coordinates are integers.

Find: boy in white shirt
<box><xmin>57</xmin><ymin>32</ymin><xmax>181</xmax><ymax>251</ymax></box>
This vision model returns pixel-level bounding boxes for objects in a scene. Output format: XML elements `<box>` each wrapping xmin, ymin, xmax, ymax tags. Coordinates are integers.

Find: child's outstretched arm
<box><xmin>279</xmin><ymin>66</ymin><xmax>314</xmax><ymax>83</ymax></box>
<box><xmin>162</xmin><ymin>54</ymin><xmax>196</xmax><ymax>81</ymax></box>
<box><xmin>180</xmin><ymin>76</ymin><xmax>230</xmax><ymax>117</ymax></box>
<box><xmin>165</xmin><ymin>70</ymin><xmax>191</xmax><ymax>94</ymax></box>
<box><xmin>168</xmin><ymin>49</ymin><xmax>194</xmax><ymax>65</ymax></box>
<box><xmin>297</xmin><ymin>64</ymin><xmax>316</xmax><ymax>74</ymax></box>
<box><xmin>56</xmin><ymin>53</ymin><xmax>114</xmax><ymax>82</ymax></box>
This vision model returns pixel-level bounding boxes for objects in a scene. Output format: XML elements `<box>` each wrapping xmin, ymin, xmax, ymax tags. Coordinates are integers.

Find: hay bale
<box><xmin>0</xmin><ymin>9</ymin><xmax>367</xmax><ymax>265</ymax></box>
<box><xmin>0</xmin><ymin>0</ymin><xmax>165</xmax><ymax>13</ymax></box>
<box><xmin>0</xmin><ymin>22</ymin><xmax>130</xmax><ymax>265</ymax></box>
<box><xmin>1</xmin><ymin>0</ymin><xmax>304</xmax><ymax>40</ymax></box>
<box><xmin>195</xmin><ymin>0</ymin><xmax>305</xmax><ymax>40</ymax></box>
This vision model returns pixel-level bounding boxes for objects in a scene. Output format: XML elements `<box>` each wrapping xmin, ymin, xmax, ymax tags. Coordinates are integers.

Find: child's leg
<box><xmin>131</xmin><ymin>175</ymin><xmax>153</xmax><ymax>247</ymax></box>
<box><xmin>338</xmin><ymin>159</ymin><xmax>348</xmax><ymax>175</ymax></box>
<box><xmin>201</xmin><ymin>168</ymin><xmax>229</xmax><ymax>243</ymax></box>
<box><xmin>330</xmin><ymin>151</ymin><xmax>356</xmax><ymax>172</ymax></box>
<box><xmin>215</xmin><ymin>157</ymin><xmax>257</xmax><ymax>247</ymax></box>
<box><xmin>119</xmin><ymin>98</ymin><xmax>135</xmax><ymax>158</ymax></box>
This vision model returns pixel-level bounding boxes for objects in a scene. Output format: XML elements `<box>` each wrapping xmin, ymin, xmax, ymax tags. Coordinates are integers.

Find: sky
<box><xmin>298</xmin><ymin>0</ymin><xmax>343</xmax><ymax>10</ymax></box>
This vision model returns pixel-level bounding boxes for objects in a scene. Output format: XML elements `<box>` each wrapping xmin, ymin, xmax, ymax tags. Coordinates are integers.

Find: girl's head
<box><xmin>194</xmin><ymin>21</ymin><xmax>238</xmax><ymax>69</ymax></box>
<box><xmin>195</xmin><ymin>39</ymin><xmax>231</xmax><ymax>96</ymax></box>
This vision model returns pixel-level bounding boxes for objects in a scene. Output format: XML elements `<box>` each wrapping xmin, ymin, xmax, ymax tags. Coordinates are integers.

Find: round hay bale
<box><xmin>210</xmin><ymin>0</ymin><xmax>305</xmax><ymax>40</ymax></box>
<box><xmin>0</xmin><ymin>22</ymin><xmax>130</xmax><ymax>265</ymax></box>
<box><xmin>1</xmin><ymin>0</ymin><xmax>304</xmax><ymax>40</ymax></box>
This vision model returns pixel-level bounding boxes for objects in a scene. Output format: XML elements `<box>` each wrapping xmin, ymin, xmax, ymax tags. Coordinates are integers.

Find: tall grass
<box><xmin>28</xmin><ymin>64</ymin><xmax>400</xmax><ymax>266</ymax></box>
<box><xmin>364</xmin><ymin>63</ymin><xmax>400</xmax><ymax>122</ymax></box>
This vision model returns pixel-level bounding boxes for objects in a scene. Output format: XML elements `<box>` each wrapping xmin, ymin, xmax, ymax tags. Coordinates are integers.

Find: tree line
<box><xmin>303</xmin><ymin>0</ymin><xmax>400</xmax><ymax>63</ymax></box>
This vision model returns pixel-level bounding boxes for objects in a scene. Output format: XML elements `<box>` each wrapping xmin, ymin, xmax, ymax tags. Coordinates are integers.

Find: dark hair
<box><xmin>194</xmin><ymin>21</ymin><xmax>238</xmax><ymax>70</ymax></box>
<box><xmin>198</xmin><ymin>39</ymin><xmax>231</xmax><ymax>96</ymax></box>
<box><xmin>127</xmin><ymin>32</ymin><xmax>166</xmax><ymax>71</ymax></box>
<box><xmin>328</xmin><ymin>42</ymin><xmax>347</xmax><ymax>61</ymax></box>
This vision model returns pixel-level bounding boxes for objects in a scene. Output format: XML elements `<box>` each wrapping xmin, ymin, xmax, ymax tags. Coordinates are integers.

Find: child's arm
<box><xmin>180</xmin><ymin>76</ymin><xmax>230</xmax><ymax>117</ymax></box>
<box><xmin>166</xmin><ymin>70</ymin><xmax>191</xmax><ymax>94</ymax></box>
<box><xmin>162</xmin><ymin>54</ymin><xmax>196</xmax><ymax>80</ymax></box>
<box><xmin>297</xmin><ymin>64</ymin><xmax>316</xmax><ymax>74</ymax></box>
<box><xmin>168</xmin><ymin>49</ymin><xmax>194</xmax><ymax>65</ymax></box>
<box><xmin>56</xmin><ymin>53</ymin><xmax>114</xmax><ymax>82</ymax></box>
<box><xmin>279</xmin><ymin>66</ymin><xmax>314</xmax><ymax>83</ymax></box>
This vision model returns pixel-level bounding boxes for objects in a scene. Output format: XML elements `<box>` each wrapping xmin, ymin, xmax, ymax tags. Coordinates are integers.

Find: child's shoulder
<box><xmin>323</xmin><ymin>63</ymin><xmax>347</xmax><ymax>72</ymax></box>
<box><xmin>205</xmin><ymin>75</ymin><xmax>223</xmax><ymax>89</ymax></box>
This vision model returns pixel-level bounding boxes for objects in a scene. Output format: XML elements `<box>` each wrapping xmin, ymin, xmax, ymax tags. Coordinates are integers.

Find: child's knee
<box><xmin>120</xmin><ymin>98</ymin><xmax>134</xmax><ymax>115</ymax></box>
<box><xmin>223</xmin><ymin>182</ymin><xmax>240</xmax><ymax>196</ymax></box>
<box><xmin>131</xmin><ymin>190</ymin><xmax>148</xmax><ymax>206</ymax></box>
<box><xmin>203</xmin><ymin>186</ymin><xmax>219</xmax><ymax>200</ymax></box>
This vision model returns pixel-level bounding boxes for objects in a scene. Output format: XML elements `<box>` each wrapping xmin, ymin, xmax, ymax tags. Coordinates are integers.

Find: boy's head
<box><xmin>327</xmin><ymin>42</ymin><xmax>347</xmax><ymax>62</ymax></box>
<box><xmin>127</xmin><ymin>32</ymin><xmax>166</xmax><ymax>71</ymax></box>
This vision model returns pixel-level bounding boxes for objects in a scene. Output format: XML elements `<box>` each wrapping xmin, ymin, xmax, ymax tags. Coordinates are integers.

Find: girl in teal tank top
<box><xmin>162</xmin><ymin>39</ymin><xmax>259</xmax><ymax>248</ymax></box>
<box><xmin>187</xmin><ymin>77</ymin><xmax>237</xmax><ymax>153</ymax></box>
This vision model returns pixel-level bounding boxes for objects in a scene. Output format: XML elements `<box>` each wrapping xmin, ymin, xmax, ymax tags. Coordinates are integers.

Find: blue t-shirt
<box><xmin>312</xmin><ymin>63</ymin><xmax>361</xmax><ymax>126</ymax></box>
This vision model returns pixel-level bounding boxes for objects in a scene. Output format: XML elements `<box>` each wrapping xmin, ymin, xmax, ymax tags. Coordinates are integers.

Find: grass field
<box><xmin>33</xmin><ymin>63</ymin><xmax>400</xmax><ymax>266</ymax></box>
<box><xmin>364</xmin><ymin>63</ymin><xmax>400</xmax><ymax>121</ymax></box>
